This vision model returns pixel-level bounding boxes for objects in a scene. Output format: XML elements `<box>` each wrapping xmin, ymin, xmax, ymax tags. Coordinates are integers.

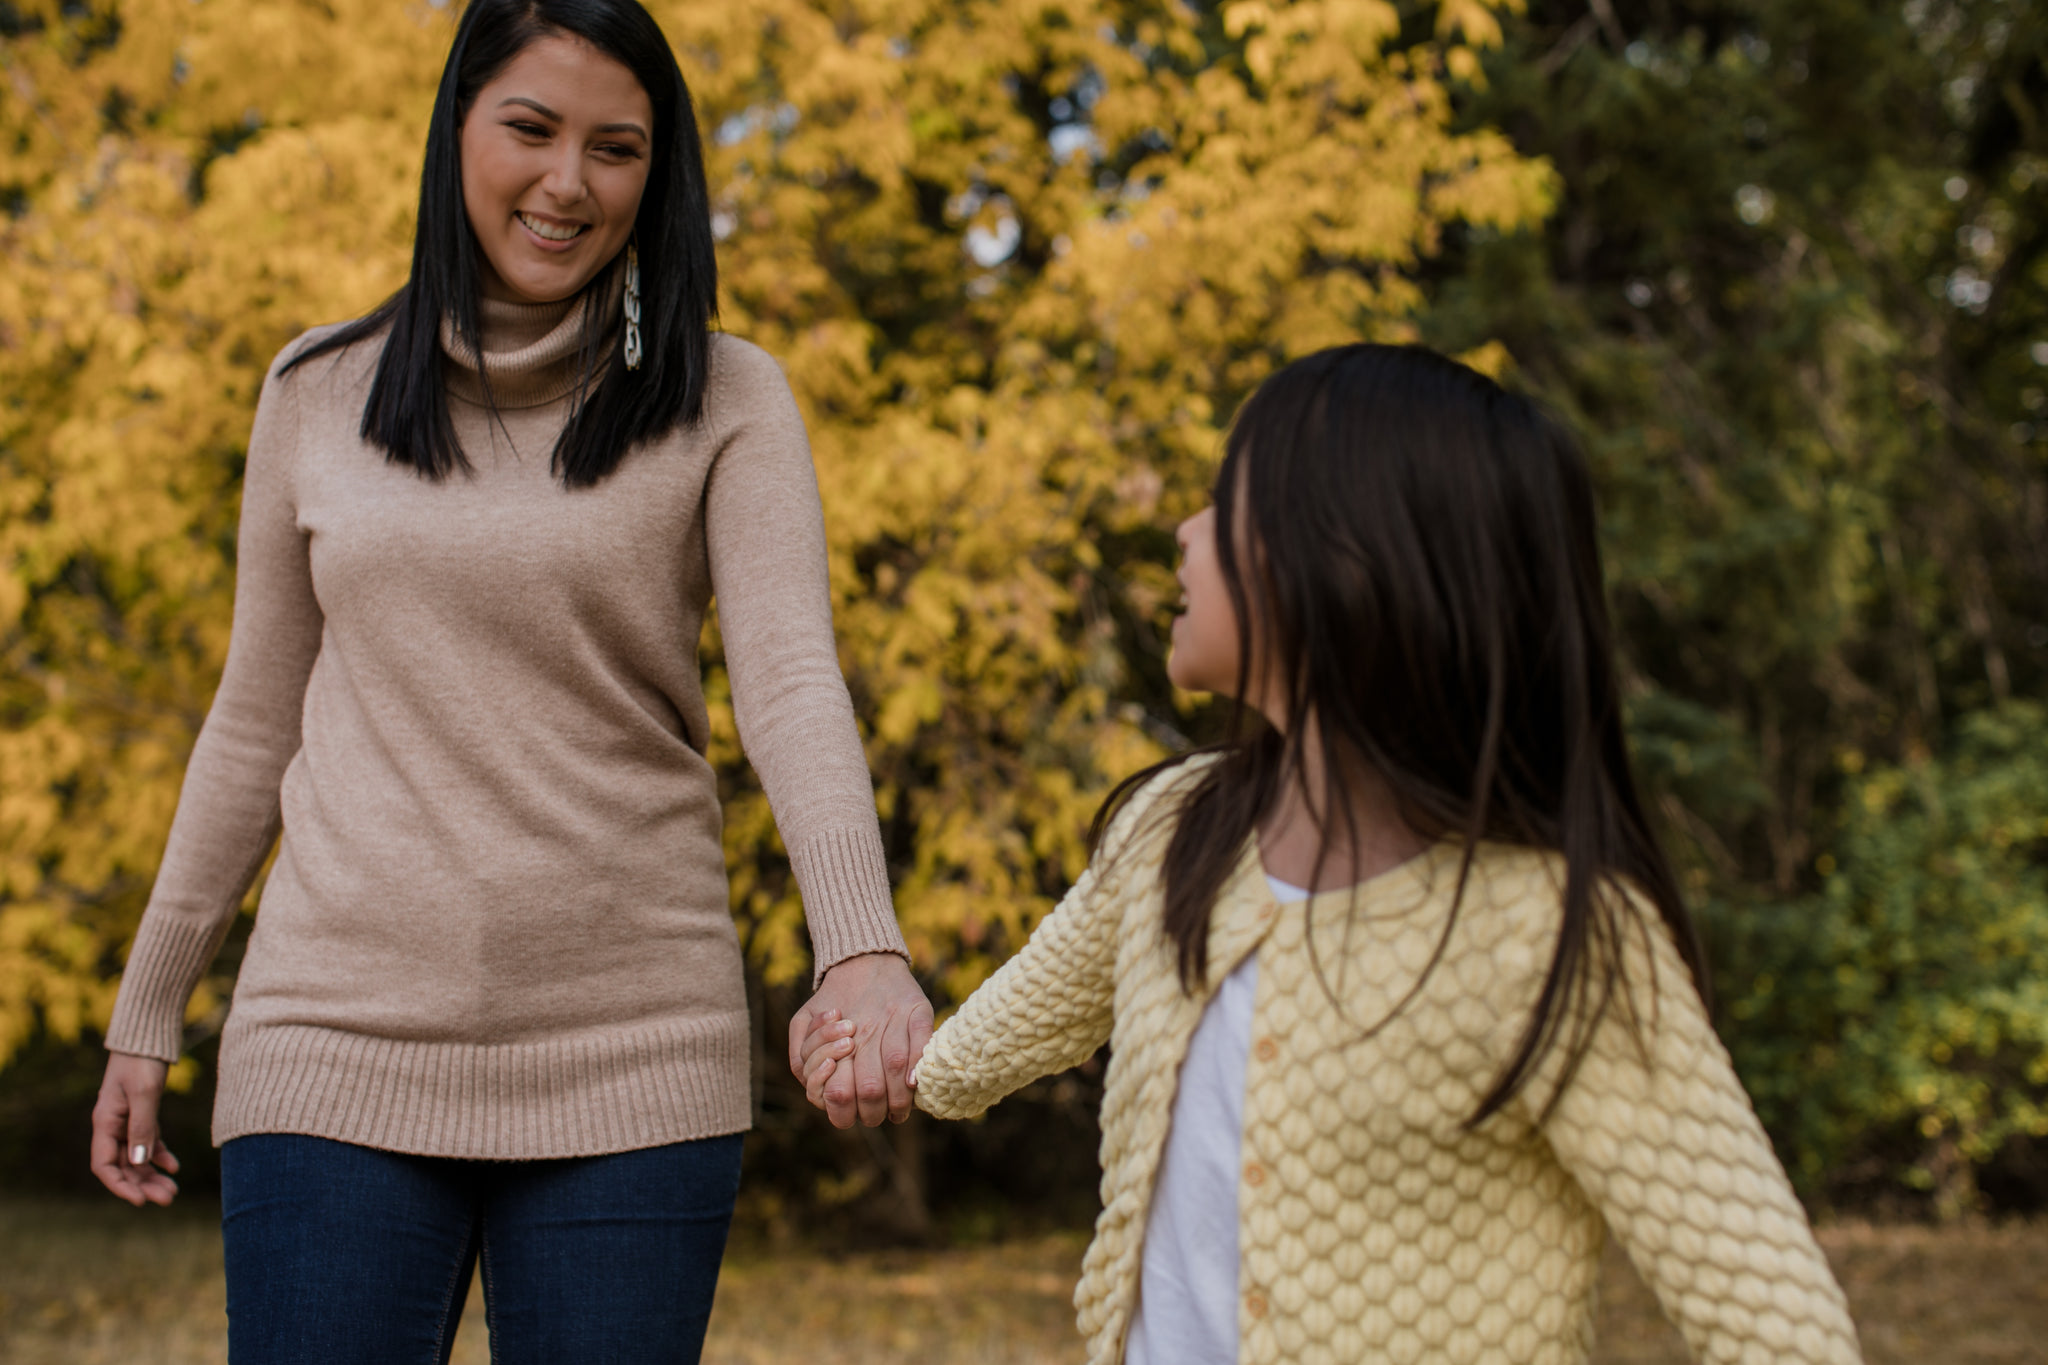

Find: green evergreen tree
<box><xmin>1424</xmin><ymin>0</ymin><xmax>2048</xmax><ymax>1213</ymax></box>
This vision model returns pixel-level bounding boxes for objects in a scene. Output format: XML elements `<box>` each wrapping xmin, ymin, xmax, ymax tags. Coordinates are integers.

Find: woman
<box><xmin>89</xmin><ymin>0</ymin><xmax>929</xmax><ymax>1358</ymax></box>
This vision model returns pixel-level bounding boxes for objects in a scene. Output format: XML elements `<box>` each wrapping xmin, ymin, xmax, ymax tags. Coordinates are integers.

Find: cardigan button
<box><xmin>1243</xmin><ymin>1159</ymin><xmax>1266</xmax><ymax>1186</ymax></box>
<box><xmin>1253</xmin><ymin>1037</ymin><xmax>1278</xmax><ymax>1063</ymax></box>
<box><xmin>1244</xmin><ymin>1290</ymin><xmax>1268</xmax><ymax>1319</ymax></box>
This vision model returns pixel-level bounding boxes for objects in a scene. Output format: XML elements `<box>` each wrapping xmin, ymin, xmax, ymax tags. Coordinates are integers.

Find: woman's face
<box><xmin>459</xmin><ymin>34</ymin><xmax>653</xmax><ymax>306</ymax></box>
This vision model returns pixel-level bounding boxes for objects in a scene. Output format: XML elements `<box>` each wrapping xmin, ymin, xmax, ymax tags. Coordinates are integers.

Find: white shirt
<box><xmin>1125</xmin><ymin>874</ymin><xmax>1310</xmax><ymax>1365</ymax></box>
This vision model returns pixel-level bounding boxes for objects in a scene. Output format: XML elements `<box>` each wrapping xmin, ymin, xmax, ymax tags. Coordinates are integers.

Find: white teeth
<box><xmin>517</xmin><ymin>211</ymin><xmax>586</xmax><ymax>242</ymax></box>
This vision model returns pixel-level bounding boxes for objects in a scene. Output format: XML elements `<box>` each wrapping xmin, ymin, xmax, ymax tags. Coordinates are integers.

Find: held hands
<box><xmin>91</xmin><ymin>1053</ymin><xmax>182</xmax><ymax>1206</ymax></box>
<box><xmin>788</xmin><ymin>952</ymin><xmax>933</xmax><ymax>1128</ymax></box>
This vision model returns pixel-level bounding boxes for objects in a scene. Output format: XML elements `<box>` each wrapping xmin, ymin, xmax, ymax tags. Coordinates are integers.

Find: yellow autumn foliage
<box><xmin>0</xmin><ymin>0</ymin><xmax>1552</xmax><ymax>1068</ymax></box>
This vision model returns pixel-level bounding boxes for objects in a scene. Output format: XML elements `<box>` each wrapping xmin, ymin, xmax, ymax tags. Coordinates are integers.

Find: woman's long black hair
<box><xmin>1098</xmin><ymin>343</ymin><xmax>1707</xmax><ymax>1124</ymax></box>
<box><xmin>283</xmin><ymin>0</ymin><xmax>717</xmax><ymax>487</ymax></box>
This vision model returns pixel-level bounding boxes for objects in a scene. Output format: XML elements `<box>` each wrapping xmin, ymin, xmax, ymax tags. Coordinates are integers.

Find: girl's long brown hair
<box><xmin>1095</xmin><ymin>344</ymin><xmax>1707</xmax><ymax>1124</ymax></box>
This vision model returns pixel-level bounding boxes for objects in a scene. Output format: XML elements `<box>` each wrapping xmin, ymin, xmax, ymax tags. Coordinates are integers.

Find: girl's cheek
<box><xmin>1170</xmin><ymin>600</ymin><xmax>1238</xmax><ymax>696</ymax></box>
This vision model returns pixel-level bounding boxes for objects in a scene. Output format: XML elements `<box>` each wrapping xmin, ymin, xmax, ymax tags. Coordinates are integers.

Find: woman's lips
<box><xmin>515</xmin><ymin>210</ymin><xmax>589</xmax><ymax>247</ymax></box>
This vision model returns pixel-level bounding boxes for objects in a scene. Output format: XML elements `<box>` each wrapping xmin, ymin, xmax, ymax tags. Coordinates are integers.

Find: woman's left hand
<box><xmin>788</xmin><ymin>953</ymin><xmax>932</xmax><ymax>1128</ymax></box>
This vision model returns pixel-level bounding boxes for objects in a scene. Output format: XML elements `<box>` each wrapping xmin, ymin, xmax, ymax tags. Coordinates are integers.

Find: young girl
<box><xmin>801</xmin><ymin>344</ymin><xmax>1863</xmax><ymax>1365</ymax></box>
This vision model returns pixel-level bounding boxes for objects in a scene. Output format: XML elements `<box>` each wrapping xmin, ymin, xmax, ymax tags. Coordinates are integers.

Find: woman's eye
<box><xmin>507</xmin><ymin>121</ymin><xmax>548</xmax><ymax>138</ymax></box>
<box><xmin>595</xmin><ymin>143</ymin><xmax>642</xmax><ymax>160</ymax></box>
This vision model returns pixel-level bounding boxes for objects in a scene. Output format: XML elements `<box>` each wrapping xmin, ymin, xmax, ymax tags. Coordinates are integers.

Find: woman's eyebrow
<box><xmin>496</xmin><ymin>97</ymin><xmax>645</xmax><ymax>140</ymax></box>
<box><xmin>499</xmin><ymin>96</ymin><xmax>561</xmax><ymax>120</ymax></box>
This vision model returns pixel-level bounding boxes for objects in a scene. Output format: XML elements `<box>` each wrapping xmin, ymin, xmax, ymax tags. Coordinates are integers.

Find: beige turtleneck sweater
<box><xmin>103</xmin><ymin>297</ymin><xmax>908</xmax><ymax>1158</ymax></box>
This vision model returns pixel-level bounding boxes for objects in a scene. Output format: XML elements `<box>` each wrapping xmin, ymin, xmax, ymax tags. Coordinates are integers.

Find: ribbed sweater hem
<box><xmin>212</xmin><ymin>1012</ymin><xmax>752</xmax><ymax>1159</ymax></box>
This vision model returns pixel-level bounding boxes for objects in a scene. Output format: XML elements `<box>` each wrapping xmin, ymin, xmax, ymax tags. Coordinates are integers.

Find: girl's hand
<box><xmin>797</xmin><ymin>1009</ymin><xmax>861</xmax><ymax>1110</ymax></box>
<box><xmin>798</xmin><ymin>1008</ymin><xmax>922</xmax><ymax>1110</ymax></box>
<box><xmin>91</xmin><ymin>1053</ymin><xmax>181</xmax><ymax>1207</ymax></box>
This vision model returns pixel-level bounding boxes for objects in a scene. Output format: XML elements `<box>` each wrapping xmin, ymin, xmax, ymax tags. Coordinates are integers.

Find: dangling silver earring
<box><xmin>623</xmin><ymin>241</ymin><xmax>643</xmax><ymax>371</ymax></box>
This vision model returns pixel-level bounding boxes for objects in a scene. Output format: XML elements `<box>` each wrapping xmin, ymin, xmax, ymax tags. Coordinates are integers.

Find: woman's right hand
<box><xmin>91</xmin><ymin>1052</ymin><xmax>181</xmax><ymax>1206</ymax></box>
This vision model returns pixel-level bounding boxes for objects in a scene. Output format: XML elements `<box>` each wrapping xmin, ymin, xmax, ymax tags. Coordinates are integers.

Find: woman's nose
<box><xmin>542</xmin><ymin>148</ymin><xmax>587</xmax><ymax>204</ymax></box>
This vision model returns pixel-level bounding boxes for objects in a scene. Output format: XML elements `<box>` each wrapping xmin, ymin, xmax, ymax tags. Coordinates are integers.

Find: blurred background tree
<box><xmin>2</xmin><ymin>0</ymin><xmax>2043</xmax><ymax>1229</ymax></box>
<box><xmin>1423</xmin><ymin>0</ymin><xmax>2048</xmax><ymax>1217</ymax></box>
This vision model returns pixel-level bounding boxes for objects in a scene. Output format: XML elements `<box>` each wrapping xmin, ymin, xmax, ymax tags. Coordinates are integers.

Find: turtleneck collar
<box><xmin>439</xmin><ymin>281</ymin><xmax>619</xmax><ymax>410</ymax></box>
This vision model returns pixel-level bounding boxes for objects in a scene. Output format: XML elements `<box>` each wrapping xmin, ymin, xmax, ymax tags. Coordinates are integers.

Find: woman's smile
<box><xmin>514</xmin><ymin>209</ymin><xmax>590</xmax><ymax>246</ymax></box>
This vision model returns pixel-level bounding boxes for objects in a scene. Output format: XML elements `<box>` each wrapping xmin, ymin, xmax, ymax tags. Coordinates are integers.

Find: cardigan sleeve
<box><xmin>103</xmin><ymin>343</ymin><xmax>326</xmax><ymax>1062</ymax></box>
<box><xmin>1522</xmin><ymin>895</ymin><xmax>1864</xmax><ymax>1365</ymax></box>
<box><xmin>911</xmin><ymin>769</ymin><xmax>1183</xmax><ymax>1120</ymax></box>
<box><xmin>910</xmin><ymin>850</ymin><xmax>1121</xmax><ymax>1121</ymax></box>
<box><xmin>702</xmin><ymin>339</ymin><xmax>907</xmax><ymax>983</ymax></box>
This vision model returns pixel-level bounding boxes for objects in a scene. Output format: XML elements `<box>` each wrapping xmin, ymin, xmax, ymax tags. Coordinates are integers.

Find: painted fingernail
<box><xmin>130</xmin><ymin>1144</ymin><xmax>149</xmax><ymax>1165</ymax></box>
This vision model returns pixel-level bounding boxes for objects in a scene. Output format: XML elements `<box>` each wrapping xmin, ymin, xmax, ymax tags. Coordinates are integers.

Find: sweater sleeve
<box><xmin>1523</xmin><ymin>897</ymin><xmax>1864</xmax><ymax>1365</ymax></box>
<box><xmin>911</xmin><ymin>853</ymin><xmax>1121</xmax><ymax>1120</ymax></box>
<box><xmin>703</xmin><ymin>340</ymin><xmax>907</xmax><ymax>983</ymax></box>
<box><xmin>103</xmin><ymin>346</ymin><xmax>325</xmax><ymax>1062</ymax></box>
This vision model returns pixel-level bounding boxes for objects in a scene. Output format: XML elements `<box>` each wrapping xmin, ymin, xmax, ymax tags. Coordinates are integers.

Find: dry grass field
<box><xmin>2</xmin><ymin>1199</ymin><xmax>2044</xmax><ymax>1364</ymax></box>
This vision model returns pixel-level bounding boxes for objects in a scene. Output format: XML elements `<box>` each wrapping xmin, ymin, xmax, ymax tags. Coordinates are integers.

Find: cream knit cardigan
<box><xmin>913</xmin><ymin>759</ymin><xmax>1863</xmax><ymax>1365</ymax></box>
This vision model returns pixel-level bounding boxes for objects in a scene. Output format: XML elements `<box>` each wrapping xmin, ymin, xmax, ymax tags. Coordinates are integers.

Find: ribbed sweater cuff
<box><xmin>789</xmin><ymin>825</ymin><xmax>908</xmax><ymax>984</ymax></box>
<box><xmin>103</xmin><ymin>914</ymin><xmax>222</xmax><ymax>1062</ymax></box>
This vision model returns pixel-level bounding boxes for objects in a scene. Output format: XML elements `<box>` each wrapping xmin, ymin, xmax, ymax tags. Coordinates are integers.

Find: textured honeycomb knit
<box><xmin>914</xmin><ymin>759</ymin><xmax>1864</xmax><ymax>1365</ymax></box>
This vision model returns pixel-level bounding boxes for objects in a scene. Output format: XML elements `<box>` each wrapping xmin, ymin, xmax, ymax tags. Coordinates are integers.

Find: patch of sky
<box><xmin>715</xmin><ymin>111</ymin><xmax>755</xmax><ymax>147</ymax></box>
<box><xmin>1735</xmin><ymin>184</ymin><xmax>1775</xmax><ymax>226</ymax></box>
<box><xmin>1946</xmin><ymin>267</ymin><xmax>1991</xmax><ymax>311</ymax></box>
<box><xmin>1624</xmin><ymin>39</ymin><xmax>1690</xmax><ymax>86</ymax></box>
<box><xmin>947</xmin><ymin>185</ymin><xmax>988</xmax><ymax>222</ymax></box>
<box><xmin>966</xmin><ymin>196</ymin><xmax>1021</xmax><ymax>267</ymax></box>
<box><xmin>714</xmin><ymin>103</ymin><xmax>798</xmax><ymax>148</ymax></box>
<box><xmin>1050</xmin><ymin>124</ymin><xmax>1101</xmax><ymax>165</ymax></box>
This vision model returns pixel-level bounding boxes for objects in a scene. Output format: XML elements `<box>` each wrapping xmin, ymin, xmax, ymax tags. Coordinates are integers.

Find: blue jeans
<box><xmin>220</xmin><ymin>1132</ymin><xmax>744</xmax><ymax>1365</ymax></box>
